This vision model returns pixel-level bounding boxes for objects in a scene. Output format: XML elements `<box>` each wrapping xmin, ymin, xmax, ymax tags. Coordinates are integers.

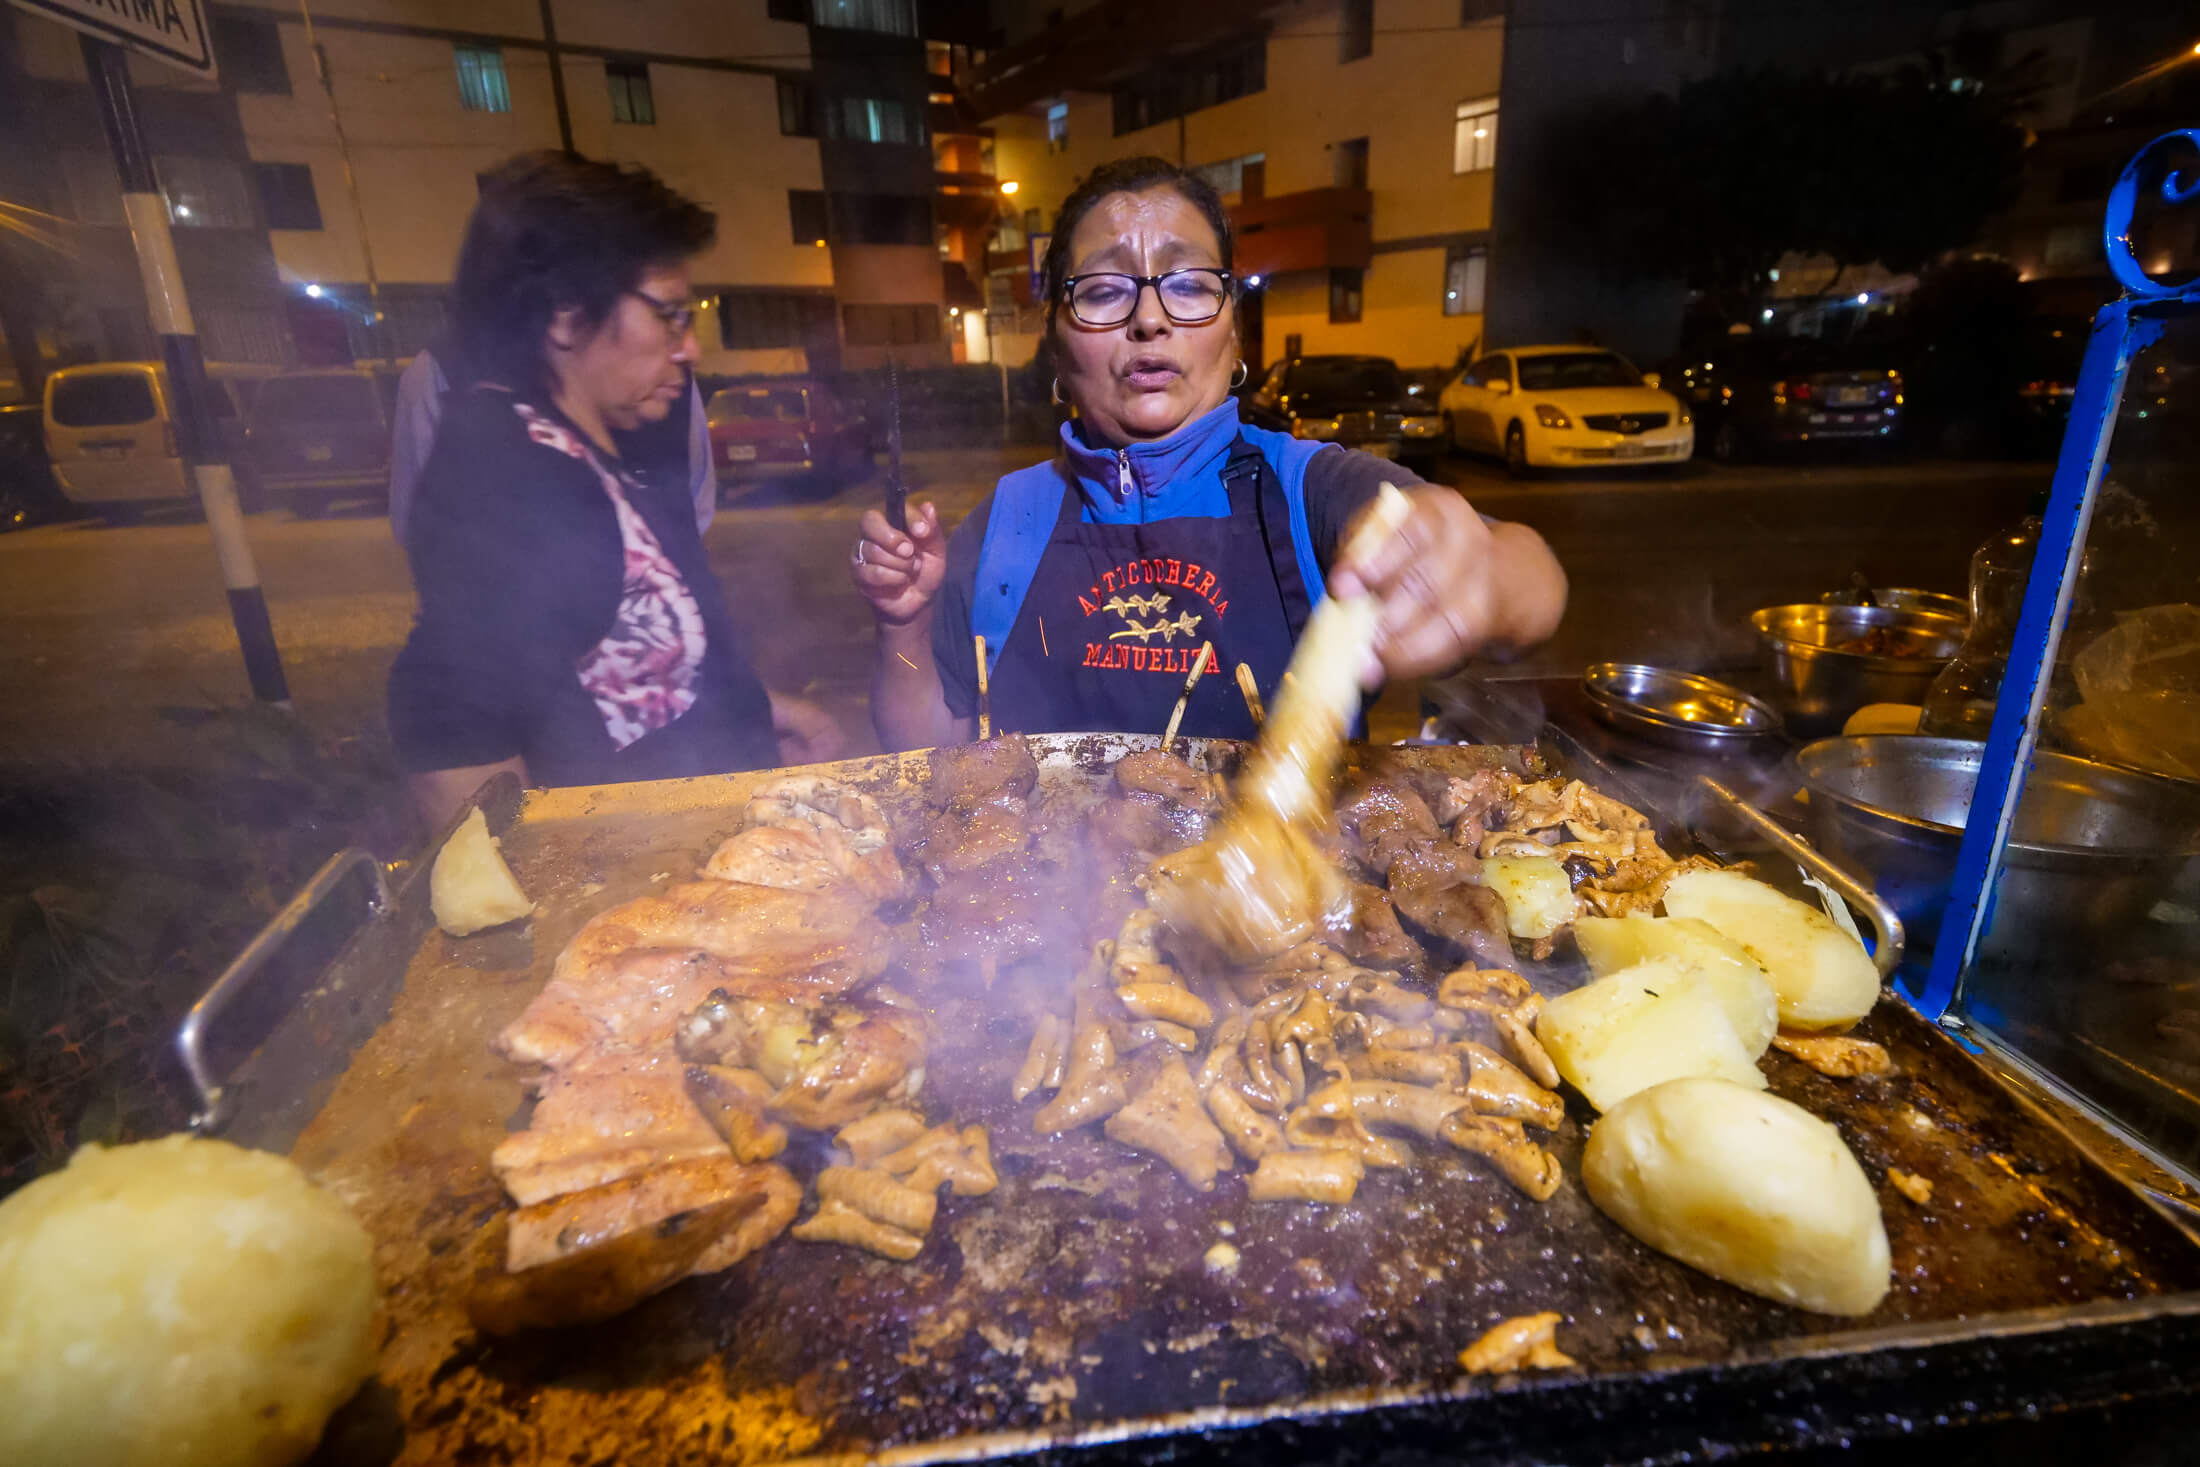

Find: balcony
<box><xmin>965</xmin><ymin>0</ymin><xmax>1277</xmax><ymax>118</ymax></box>
<box><xmin>1229</xmin><ymin>187</ymin><xmax>1372</xmax><ymax>277</ymax></box>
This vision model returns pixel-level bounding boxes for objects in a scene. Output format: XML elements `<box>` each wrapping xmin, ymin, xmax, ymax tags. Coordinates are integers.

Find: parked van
<box><xmin>246</xmin><ymin>364</ymin><xmax>403</xmax><ymax>516</ymax></box>
<box><xmin>42</xmin><ymin>360</ymin><xmax>274</xmax><ymax>520</ymax></box>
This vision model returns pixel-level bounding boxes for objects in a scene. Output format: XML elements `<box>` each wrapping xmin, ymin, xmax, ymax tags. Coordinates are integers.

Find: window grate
<box><xmin>456</xmin><ymin>45</ymin><xmax>511</xmax><ymax>114</ymax></box>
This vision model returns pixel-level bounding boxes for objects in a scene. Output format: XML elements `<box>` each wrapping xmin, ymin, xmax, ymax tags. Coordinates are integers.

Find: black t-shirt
<box><xmin>932</xmin><ymin>446</ymin><xmax>1423</xmax><ymax>718</ymax></box>
<box><xmin>388</xmin><ymin>388</ymin><xmax>779</xmax><ymax>788</ymax></box>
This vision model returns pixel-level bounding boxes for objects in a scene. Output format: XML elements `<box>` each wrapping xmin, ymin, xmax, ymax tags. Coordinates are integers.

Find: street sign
<box><xmin>6</xmin><ymin>0</ymin><xmax>217</xmax><ymax>79</ymax></box>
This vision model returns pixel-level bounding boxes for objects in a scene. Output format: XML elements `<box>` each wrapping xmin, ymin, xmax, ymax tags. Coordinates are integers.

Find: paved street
<box><xmin>0</xmin><ymin>446</ymin><xmax>2047</xmax><ymax>784</ymax></box>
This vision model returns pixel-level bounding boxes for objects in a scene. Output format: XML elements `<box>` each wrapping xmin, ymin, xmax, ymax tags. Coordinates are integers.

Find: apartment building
<box><xmin>0</xmin><ymin>0</ymin><xmax>992</xmax><ymax>388</ymax></box>
<box><xmin>967</xmin><ymin>0</ymin><xmax>1506</xmax><ymax>373</ymax></box>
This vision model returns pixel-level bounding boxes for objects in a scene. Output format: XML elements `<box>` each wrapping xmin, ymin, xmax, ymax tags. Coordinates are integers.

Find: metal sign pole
<box><xmin>81</xmin><ymin>34</ymin><xmax>289</xmax><ymax>703</ymax></box>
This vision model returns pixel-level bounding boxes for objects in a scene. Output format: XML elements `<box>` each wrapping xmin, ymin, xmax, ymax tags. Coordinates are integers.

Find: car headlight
<box><xmin>1291</xmin><ymin>417</ymin><xmax>1342</xmax><ymax>440</ymax></box>
<box><xmin>1401</xmin><ymin>415</ymin><xmax>1443</xmax><ymax>438</ymax></box>
<box><xmin>1534</xmin><ymin>403</ymin><xmax>1572</xmax><ymax>430</ymax></box>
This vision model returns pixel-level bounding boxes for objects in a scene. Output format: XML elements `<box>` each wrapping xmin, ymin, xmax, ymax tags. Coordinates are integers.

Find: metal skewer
<box><xmin>974</xmin><ymin>633</ymin><xmax>991</xmax><ymax>740</ymax></box>
<box><xmin>1160</xmin><ymin>640</ymin><xmax>1215</xmax><ymax>748</ymax></box>
<box><xmin>1235</xmin><ymin>662</ymin><xmax>1266</xmax><ymax>729</ymax></box>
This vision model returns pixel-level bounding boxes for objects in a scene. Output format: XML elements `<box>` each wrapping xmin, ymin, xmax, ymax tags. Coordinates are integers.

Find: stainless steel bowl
<box><xmin>1793</xmin><ymin>735</ymin><xmax>2200</xmax><ymax>954</ymax></box>
<box><xmin>1752</xmin><ymin>603</ymin><xmax>1966</xmax><ymax>735</ymax></box>
<box><xmin>1819</xmin><ymin>586</ymin><xmax>1971</xmax><ymax>622</ymax></box>
<box><xmin>1582</xmin><ymin>663</ymin><xmax>1782</xmax><ymax>754</ymax></box>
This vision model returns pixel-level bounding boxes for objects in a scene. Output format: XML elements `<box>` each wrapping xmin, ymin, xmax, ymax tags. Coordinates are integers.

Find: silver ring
<box><xmin>853</xmin><ymin>541</ymin><xmax>867</xmax><ymax>567</ymax></box>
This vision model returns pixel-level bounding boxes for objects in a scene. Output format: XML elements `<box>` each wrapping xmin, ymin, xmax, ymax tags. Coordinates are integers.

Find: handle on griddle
<box><xmin>1697</xmin><ymin>775</ymin><xmax>1906</xmax><ymax>980</ymax></box>
<box><xmin>177</xmin><ymin>847</ymin><xmax>392</xmax><ymax>1134</ymax></box>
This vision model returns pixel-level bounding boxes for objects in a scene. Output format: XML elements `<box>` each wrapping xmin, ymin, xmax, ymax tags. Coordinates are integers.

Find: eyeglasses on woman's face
<box><xmin>1060</xmin><ymin>268</ymin><xmax>1235</xmax><ymax>328</ymax></box>
<box><xmin>626</xmin><ymin>288</ymin><xmax>700</xmax><ymax>340</ymax></box>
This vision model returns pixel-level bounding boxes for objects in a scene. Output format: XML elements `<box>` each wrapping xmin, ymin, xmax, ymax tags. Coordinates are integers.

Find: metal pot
<box><xmin>1753</xmin><ymin>603</ymin><xmax>1966</xmax><ymax>735</ymax></box>
<box><xmin>1819</xmin><ymin>586</ymin><xmax>1971</xmax><ymax>622</ymax></box>
<box><xmin>1793</xmin><ymin>735</ymin><xmax>2200</xmax><ymax>955</ymax></box>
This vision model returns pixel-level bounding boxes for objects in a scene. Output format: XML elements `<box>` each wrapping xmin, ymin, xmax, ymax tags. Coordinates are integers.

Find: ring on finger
<box><xmin>853</xmin><ymin>541</ymin><xmax>867</xmax><ymax>567</ymax></box>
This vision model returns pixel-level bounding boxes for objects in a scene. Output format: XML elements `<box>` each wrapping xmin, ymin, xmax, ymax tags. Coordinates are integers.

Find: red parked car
<box><xmin>704</xmin><ymin>380</ymin><xmax>870</xmax><ymax>502</ymax></box>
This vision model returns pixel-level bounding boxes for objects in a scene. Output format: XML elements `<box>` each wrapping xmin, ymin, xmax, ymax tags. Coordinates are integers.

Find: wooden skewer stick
<box><xmin>974</xmin><ymin>634</ymin><xmax>991</xmax><ymax>740</ymax></box>
<box><xmin>1235</xmin><ymin>662</ymin><xmax>1266</xmax><ymax>729</ymax></box>
<box><xmin>1160</xmin><ymin>640</ymin><xmax>1214</xmax><ymax>748</ymax></box>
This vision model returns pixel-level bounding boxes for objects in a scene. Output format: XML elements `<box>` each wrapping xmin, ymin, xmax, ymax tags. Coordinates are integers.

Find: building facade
<box><xmin>968</xmin><ymin>0</ymin><xmax>1505</xmax><ymax>374</ymax></box>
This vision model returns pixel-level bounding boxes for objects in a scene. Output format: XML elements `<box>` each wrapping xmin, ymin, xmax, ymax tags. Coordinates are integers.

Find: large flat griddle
<box><xmin>191</xmin><ymin>734</ymin><xmax>2200</xmax><ymax>1465</ymax></box>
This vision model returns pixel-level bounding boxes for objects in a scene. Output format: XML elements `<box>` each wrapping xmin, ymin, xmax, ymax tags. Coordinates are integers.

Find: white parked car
<box><xmin>1438</xmin><ymin>346</ymin><xmax>1694</xmax><ymax>475</ymax></box>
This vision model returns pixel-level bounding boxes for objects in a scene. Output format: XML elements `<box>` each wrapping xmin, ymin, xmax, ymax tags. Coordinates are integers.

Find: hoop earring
<box><xmin>1050</xmin><ymin>378</ymin><xmax>1065</xmax><ymax>406</ymax></box>
<box><xmin>1230</xmin><ymin>360</ymin><xmax>1248</xmax><ymax>389</ymax></box>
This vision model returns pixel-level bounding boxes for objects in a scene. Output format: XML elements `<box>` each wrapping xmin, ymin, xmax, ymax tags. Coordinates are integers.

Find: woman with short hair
<box><xmin>851</xmin><ymin>155</ymin><xmax>1565</xmax><ymax>750</ymax></box>
<box><xmin>389</xmin><ymin>151</ymin><xmax>839</xmax><ymax>830</ymax></box>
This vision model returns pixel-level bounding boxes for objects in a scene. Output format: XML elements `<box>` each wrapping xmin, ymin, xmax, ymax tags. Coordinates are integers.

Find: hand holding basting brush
<box><xmin>1146</xmin><ymin>484</ymin><xmax>1411</xmax><ymax>963</ymax></box>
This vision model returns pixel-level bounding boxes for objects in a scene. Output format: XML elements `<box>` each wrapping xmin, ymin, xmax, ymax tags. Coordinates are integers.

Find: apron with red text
<box><xmin>988</xmin><ymin>437</ymin><xmax>1313</xmax><ymax>741</ymax></box>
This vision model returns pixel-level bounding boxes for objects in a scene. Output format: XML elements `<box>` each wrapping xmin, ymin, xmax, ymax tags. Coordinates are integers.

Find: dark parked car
<box><xmin>0</xmin><ymin>402</ymin><xmax>68</xmax><ymax>531</ymax></box>
<box><xmin>1242</xmin><ymin>354</ymin><xmax>1446</xmax><ymax>468</ymax></box>
<box><xmin>1663</xmin><ymin>337</ymin><xmax>1903</xmax><ymax>463</ymax></box>
<box><xmin>247</xmin><ymin>365</ymin><xmax>401</xmax><ymax>516</ymax></box>
<box><xmin>704</xmin><ymin>380</ymin><xmax>870</xmax><ymax>501</ymax></box>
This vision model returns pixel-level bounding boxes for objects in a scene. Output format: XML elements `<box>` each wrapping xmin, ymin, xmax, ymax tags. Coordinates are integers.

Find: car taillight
<box><xmin>1792</xmin><ymin>380</ymin><xmax>1813</xmax><ymax>401</ymax></box>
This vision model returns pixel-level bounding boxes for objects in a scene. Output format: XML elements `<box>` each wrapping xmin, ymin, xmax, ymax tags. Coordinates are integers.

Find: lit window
<box><xmin>1443</xmin><ymin>245</ymin><xmax>1486</xmax><ymax>316</ymax></box>
<box><xmin>455</xmin><ymin>45</ymin><xmax>510</xmax><ymax>113</ymax></box>
<box><xmin>1453</xmin><ymin>96</ymin><xmax>1497</xmax><ymax>174</ymax></box>
<box><xmin>607</xmin><ymin>61</ymin><xmax>655</xmax><ymax>125</ymax></box>
<box><xmin>811</xmin><ymin>0</ymin><xmax>917</xmax><ymax>37</ymax></box>
<box><xmin>1047</xmin><ymin>101</ymin><xmax>1069</xmax><ymax>151</ymax></box>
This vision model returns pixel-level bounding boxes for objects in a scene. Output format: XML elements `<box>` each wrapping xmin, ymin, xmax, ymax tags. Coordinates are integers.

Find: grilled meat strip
<box><xmin>1338</xmin><ymin>779</ymin><xmax>1513</xmax><ymax>970</ymax></box>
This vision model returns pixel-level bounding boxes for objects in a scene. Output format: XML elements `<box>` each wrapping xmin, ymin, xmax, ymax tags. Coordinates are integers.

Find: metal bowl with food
<box><xmin>1581</xmin><ymin>663</ymin><xmax>1782</xmax><ymax>754</ymax></box>
<box><xmin>1752</xmin><ymin>604</ymin><xmax>1966</xmax><ymax>734</ymax></box>
<box><xmin>1793</xmin><ymin>735</ymin><xmax>2200</xmax><ymax>955</ymax></box>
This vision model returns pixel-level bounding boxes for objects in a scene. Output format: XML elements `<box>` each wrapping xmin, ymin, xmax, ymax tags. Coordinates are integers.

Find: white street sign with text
<box><xmin>6</xmin><ymin>0</ymin><xmax>216</xmax><ymax>79</ymax></box>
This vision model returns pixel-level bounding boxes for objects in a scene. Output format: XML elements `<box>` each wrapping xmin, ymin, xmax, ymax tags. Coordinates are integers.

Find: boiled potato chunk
<box><xmin>1572</xmin><ymin>915</ymin><xmax>1779</xmax><ymax>1057</ymax></box>
<box><xmin>431</xmin><ymin>806</ymin><xmax>534</xmax><ymax>936</ymax></box>
<box><xmin>1582</xmin><ymin>1076</ymin><xmax>1891</xmax><ymax>1316</ymax></box>
<box><xmin>1480</xmin><ymin>854</ymin><xmax>1578</xmax><ymax>941</ymax></box>
<box><xmin>1662</xmin><ymin>868</ymin><xmax>1878</xmax><ymax>1031</ymax></box>
<box><xmin>1535</xmin><ymin>957</ymin><xmax>1767</xmax><ymax>1112</ymax></box>
<box><xmin>0</xmin><ymin>1136</ymin><xmax>379</xmax><ymax>1467</ymax></box>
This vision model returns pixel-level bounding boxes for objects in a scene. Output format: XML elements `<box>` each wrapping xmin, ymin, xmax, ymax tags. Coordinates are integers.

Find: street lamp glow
<box><xmin>304</xmin><ymin>283</ymin><xmax>323</xmax><ymax>298</ymax></box>
<box><xmin>1854</xmin><ymin>292</ymin><xmax>1870</xmax><ymax>305</ymax></box>
<box><xmin>999</xmin><ymin>180</ymin><xmax>1020</xmax><ymax>195</ymax></box>
<box><xmin>1762</xmin><ymin>308</ymin><xmax>1774</xmax><ymax>321</ymax></box>
<box><xmin>174</xmin><ymin>203</ymin><xmax>191</xmax><ymax>218</ymax></box>
<box><xmin>1245</xmin><ymin>274</ymin><xmax>1263</xmax><ymax>288</ymax></box>
<box><xmin>949</xmin><ymin>305</ymin><xmax>961</xmax><ymax>317</ymax></box>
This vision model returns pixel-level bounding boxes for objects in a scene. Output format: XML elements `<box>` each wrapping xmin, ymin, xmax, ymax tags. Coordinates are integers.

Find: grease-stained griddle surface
<box><xmin>288</xmin><ymin>740</ymin><xmax>2200</xmax><ymax>1465</ymax></box>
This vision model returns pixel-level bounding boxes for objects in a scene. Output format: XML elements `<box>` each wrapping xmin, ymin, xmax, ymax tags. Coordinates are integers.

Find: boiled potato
<box><xmin>1582</xmin><ymin>1076</ymin><xmax>1891</xmax><ymax>1316</ymax></box>
<box><xmin>431</xmin><ymin>806</ymin><xmax>534</xmax><ymax>936</ymax></box>
<box><xmin>1662</xmin><ymin>868</ymin><xmax>1878</xmax><ymax>1031</ymax></box>
<box><xmin>1535</xmin><ymin>957</ymin><xmax>1767</xmax><ymax>1112</ymax></box>
<box><xmin>1480</xmin><ymin>854</ymin><xmax>1577</xmax><ymax>940</ymax></box>
<box><xmin>0</xmin><ymin>1136</ymin><xmax>379</xmax><ymax>1467</ymax></box>
<box><xmin>1572</xmin><ymin>915</ymin><xmax>1779</xmax><ymax>1057</ymax></box>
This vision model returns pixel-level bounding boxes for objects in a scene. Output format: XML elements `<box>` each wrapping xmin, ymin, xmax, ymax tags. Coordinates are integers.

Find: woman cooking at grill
<box><xmin>853</xmin><ymin>157</ymin><xmax>1566</xmax><ymax>749</ymax></box>
<box><xmin>389</xmin><ymin>152</ymin><xmax>842</xmax><ymax>830</ymax></box>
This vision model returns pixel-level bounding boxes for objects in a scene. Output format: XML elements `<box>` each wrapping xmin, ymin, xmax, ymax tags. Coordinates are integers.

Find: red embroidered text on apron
<box><xmin>516</xmin><ymin>404</ymin><xmax>707</xmax><ymax>750</ymax></box>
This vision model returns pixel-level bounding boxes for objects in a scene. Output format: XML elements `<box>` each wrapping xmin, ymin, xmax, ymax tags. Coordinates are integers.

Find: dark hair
<box><xmin>1041</xmin><ymin>156</ymin><xmax>1234</xmax><ymax>339</ymax></box>
<box><xmin>452</xmin><ymin>151</ymin><xmax>716</xmax><ymax>400</ymax></box>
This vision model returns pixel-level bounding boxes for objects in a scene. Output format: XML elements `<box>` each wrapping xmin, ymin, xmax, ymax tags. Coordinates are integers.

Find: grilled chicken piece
<box><xmin>491</xmin><ymin>1048</ymin><xmax>730</xmax><ymax>1206</ymax></box>
<box><xmin>505</xmin><ymin>881</ymin><xmax>891</xmax><ymax>1072</ymax></box>
<box><xmin>1771</xmin><ymin>1029</ymin><xmax>1893</xmax><ymax>1078</ymax></box>
<box><xmin>471</xmin><ymin>1158</ymin><xmax>797</xmax><ymax>1334</ymax></box>
<box><xmin>703</xmin><ymin>823</ymin><xmax>905</xmax><ymax>906</ymax></box>
<box><xmin>920</xmin><ymin>802</ymin><xmax>1031</xmax><ymax>881</ymax></box>
<box><xmin>1457</xmin><ymin>1312</ymin><xmax>1575</xmax><ymax>1374</ymax></box>
<box><xmin>741</xmin><ymin>775</ymin><xmax>894</xmax><ymax>853</ymax></box>
<box><xmin>497</xmin><ymin>948</ymin><xmax>735</xmax><ymax>1072</ymax></box>
<box><xmin>927</xmin><ymin>736</ymin><xmax>1039</xmax><ymax>813</ymax></box>
<box><xmin>677</xmin><ymin>989</ymin><xmax>930</xmax><ymax>1132</ymax></box>
<box><xmin>683</xmin><ymin>1064</ymin><xmax>789</xmax><ymax>1163</ymax></box>
<box><xmin>1105</xmin><ymin>1055</ymin><xmax>1234</xmax><ymax>1191</ymax></box>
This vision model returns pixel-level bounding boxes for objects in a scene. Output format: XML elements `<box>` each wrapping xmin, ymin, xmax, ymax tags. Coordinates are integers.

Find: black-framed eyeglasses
<box><xmin>1061</xmin><ymin>268</ymin><xmax>1235</xmax><ymax>328</ymax></box>
<box><xmin>627</xmin><ymin>289</ymin><xmax>699</xmax><ymax>338</ymax></box>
